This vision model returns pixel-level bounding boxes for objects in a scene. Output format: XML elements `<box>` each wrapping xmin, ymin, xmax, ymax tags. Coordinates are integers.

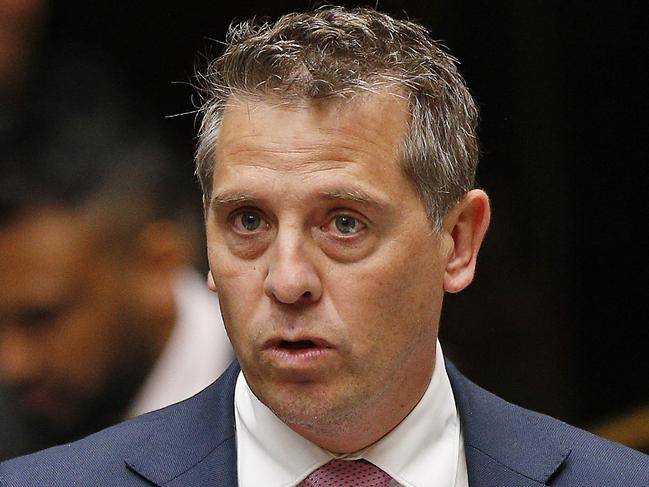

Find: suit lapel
<box><xmin>462</xmin><ymin>446</ymin><xmax>566</xmax><ymax>487</ymax></box>
<box><xmin>121</xmin><ymin>357</ymin><xmax>571</xmax><ymax>486</ymax></box>
<box><xmin>446</xmin><ymin>361</ymin><xmax>571</xmax><ymax>486</ymax></box>
<box><xmin>124</xmin><ymin>362</ymin><xmax>241</xmax><ymax>486</ymax></box>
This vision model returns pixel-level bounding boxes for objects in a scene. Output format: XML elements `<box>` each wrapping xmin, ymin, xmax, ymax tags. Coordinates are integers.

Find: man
<box><xmin>0</xmin><ymin>58</ymin><xmax>232</xmax><ymax>459</ymax></box>
<box><xmin>1</xmin><ymin>6</ymin><xmax>648</xmax><ymax>486</ymax></box>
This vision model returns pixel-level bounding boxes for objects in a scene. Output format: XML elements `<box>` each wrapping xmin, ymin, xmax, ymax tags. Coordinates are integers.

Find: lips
<box><xmin>262</xmin><ymin>336</ymin><xmax>334</xmax><ymax>367</ymax></box>
<box><xmin>15</xmin><ymin>384</ymin><xmax>63</xmax><ymax>414</ymax></box>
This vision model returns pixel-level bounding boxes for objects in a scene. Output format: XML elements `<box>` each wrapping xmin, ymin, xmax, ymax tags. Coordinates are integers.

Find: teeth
<box><xmin>281</xmin><ymin>340</ymin><xmax>315</xmax><ymax>350</ymax></box>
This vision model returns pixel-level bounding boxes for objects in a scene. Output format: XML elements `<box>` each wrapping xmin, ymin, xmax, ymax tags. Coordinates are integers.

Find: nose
<box><xmin>263</xmin><ymin>229</ymin><xmax>322</xmax><ymax>305</ymax></box>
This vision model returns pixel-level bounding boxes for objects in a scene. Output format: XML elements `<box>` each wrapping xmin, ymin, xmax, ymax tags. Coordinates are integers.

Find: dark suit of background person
<box><xmin>0</xmin><ymin>49</ymin><xmax>232</xmax><ymax>460</ymax></box>
<box><xmin>2</xmin><ymin>7</ymin><xmax>649</xmax><ymax>487</ymax></box>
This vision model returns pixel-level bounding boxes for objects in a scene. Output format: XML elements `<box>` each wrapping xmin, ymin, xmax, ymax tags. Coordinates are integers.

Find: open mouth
<box><xmin>266</xmin><ymin>337</ymin><xmax>332</xmax><ymax>365</ymax></box>
<box><xmin>279</xmin><ymin>340</ymin><xmax>317</xmax><ymax>350</ymax></box>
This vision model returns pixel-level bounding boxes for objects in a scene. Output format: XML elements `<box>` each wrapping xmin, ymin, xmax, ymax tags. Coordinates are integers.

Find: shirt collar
<box><xmin>235</xmin><ymin>340</ymin><xmax>466</xmax><ymax>487</ymax></box>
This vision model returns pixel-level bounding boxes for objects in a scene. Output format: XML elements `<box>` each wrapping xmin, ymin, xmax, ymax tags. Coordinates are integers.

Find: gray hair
<box><xmin>194</xmin><ymin>6</ymin><xmax>479</xmax><ymax>230</ymax></box>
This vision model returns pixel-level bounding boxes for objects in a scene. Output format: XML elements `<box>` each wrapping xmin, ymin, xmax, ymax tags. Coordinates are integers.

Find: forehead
<box><xmin>0</xmin><ymin>209</ymin><xmax>92</xmax><ymax>304</ymax></box>
<box><xmin>213</xmin><ymin>93</ymin><xmax>411</xmax><ymax>195</ymax></box>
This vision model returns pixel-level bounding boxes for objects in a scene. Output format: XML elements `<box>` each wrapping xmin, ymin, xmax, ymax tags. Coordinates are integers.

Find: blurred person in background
<box><xmin>0</xmin><ymin>0</ymin><xmax>47</xmax><ymax>129</ymax></box>
<box><xmin>0</xmin><ymin>51</ymin><xmax>233</xmax><ymax>460</ymax></box>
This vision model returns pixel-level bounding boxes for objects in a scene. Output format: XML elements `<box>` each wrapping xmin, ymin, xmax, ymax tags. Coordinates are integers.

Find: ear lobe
<box><xmin>443</xmin><ymin>189</ymin><xmax>491</xmax><ymax>293</ymax></box>
<box><xmin>207</xmin><ymin>270</ymin><xmax>217</xmax><ymax>292</ymax></box>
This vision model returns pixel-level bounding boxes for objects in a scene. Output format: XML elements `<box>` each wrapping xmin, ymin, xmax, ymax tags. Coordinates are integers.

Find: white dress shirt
<box><xmin>235</xmin><ymin>340</ymin><xmax>468</xmax><ymax>487</ymax></box>
<box><xmin>127</xmin><ymin>268</ymin><xmax>234</xmax><ymax>417</ymax></box>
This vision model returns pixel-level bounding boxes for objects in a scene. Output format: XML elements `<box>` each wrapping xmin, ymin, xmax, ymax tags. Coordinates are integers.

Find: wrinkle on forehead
<box><xmin>215</xmin><ymin>93</ymin><xmax>409</xmax><ymax>173</ymax></box>
<box><xmin>216</xmin><ymin>155</ymin><xmax>360</xmax><ymax>176</ymax></box>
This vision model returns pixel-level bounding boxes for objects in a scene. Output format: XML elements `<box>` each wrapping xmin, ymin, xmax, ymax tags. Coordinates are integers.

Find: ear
<box><xmin>117</xmin><ymin>221</ymin><xmax>190</xmax><ymax>339</ymax></box>
<box><xmin>127</xmin><ymin>221</ymin><xmax>191</xmax><ymax>308</ymax></box>
<box><xmin>135</xmin><ymin>221</ymin><xmax>190</xmax><ymax>273</ymax></box>
<box><xmin>442</xmin><ymin>189</ymin><xmax>491</xmax><ymax>293</ymax></box>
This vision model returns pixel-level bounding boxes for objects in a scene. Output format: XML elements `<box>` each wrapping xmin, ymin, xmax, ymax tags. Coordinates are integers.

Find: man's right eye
<box><xmin>232</xmin><ymin>210</ymin><xmax>267</xmax><ymax>233</ymax></box>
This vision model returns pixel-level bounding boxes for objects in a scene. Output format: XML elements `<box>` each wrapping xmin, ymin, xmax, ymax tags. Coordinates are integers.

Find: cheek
<box><xmin>41</xmin><ymin>312</ymin><xmax>114</xmax><ymax>390</ymax></box>
<box><xmin>52</xmin><ymin>279</ymin><xmax>130</xmax><ymax>387</ymax></box>
<box><xmin>210</xmin><ymin>258</ymin><xmax>266</xmax><ymax>343</ymax></box>
<box><xmin>329</xmin><ymin>246</ymin><xmax>443</xmax><ymax>345</ymax></box>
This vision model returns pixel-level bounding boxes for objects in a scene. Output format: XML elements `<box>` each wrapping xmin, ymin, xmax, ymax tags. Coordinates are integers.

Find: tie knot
<box><xmin>298</xmin><ymin>459</ymin><xmax>392</xmax><ymax>487</ymax></box>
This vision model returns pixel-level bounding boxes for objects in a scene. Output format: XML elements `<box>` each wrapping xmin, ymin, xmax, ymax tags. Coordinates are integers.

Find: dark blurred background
<box><xmin>3</xmin><ymin>0</ymin><xmax>648</xmax><ymax>447</ymax></box>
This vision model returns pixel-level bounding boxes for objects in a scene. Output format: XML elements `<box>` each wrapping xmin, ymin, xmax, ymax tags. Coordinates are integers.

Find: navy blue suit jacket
<box><xmin>1</xmin><ymin>360</ymin><xmax>648</xmax><ymax>486</ymax></box>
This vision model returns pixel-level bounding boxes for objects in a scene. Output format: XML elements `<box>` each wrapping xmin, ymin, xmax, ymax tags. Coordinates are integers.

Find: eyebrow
<box><xmin>320</xmin><ymin>189</ymin><xmax>388</xmax><ymax>210</ymax></box>
<box><xmin>209</xmin><ymin>192</ymin><xmax>257</xmax><ymax>210</ymax></box>
<box><xmin>208</xmin><ymin>188</ymin><xmax>388</xmax><ymax>211</ymax></box>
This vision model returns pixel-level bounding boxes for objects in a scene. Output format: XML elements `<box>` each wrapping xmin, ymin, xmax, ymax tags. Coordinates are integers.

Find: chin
<box><xmin>264</xmin><ymin>386</ymin><xmax>366</xmax><ymax>435</ymax></box>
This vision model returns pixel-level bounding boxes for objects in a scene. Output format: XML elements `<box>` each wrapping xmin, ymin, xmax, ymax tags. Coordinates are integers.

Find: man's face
<box><xmin>0</xmin><ymin>209</ymin><xmax>157</xmax><ymax>437</ymax></box>
<box><xmin>206</xmin><ymin>94</ymin><xmax>453</xmax><ymax>450</ymax></box>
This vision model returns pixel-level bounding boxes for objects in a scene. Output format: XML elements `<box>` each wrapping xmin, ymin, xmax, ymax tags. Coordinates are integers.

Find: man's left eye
<box><xmin>330</xmin><ymin>215</ymin><xmax>365</xmax><ymax>235</ymax></box>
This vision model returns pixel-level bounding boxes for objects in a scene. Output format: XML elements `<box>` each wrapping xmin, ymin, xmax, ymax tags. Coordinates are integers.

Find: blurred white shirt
<box><xmin>127</xmin><ymin>269</ymin><xmax>233</xmax><ymax>417</ymax></box>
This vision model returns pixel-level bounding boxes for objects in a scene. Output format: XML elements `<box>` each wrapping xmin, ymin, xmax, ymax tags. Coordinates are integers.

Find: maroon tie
<box><xmin>297</xmin><ymin>459</ymin><xmax>392</xmax><ymax>486</ymax></box>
